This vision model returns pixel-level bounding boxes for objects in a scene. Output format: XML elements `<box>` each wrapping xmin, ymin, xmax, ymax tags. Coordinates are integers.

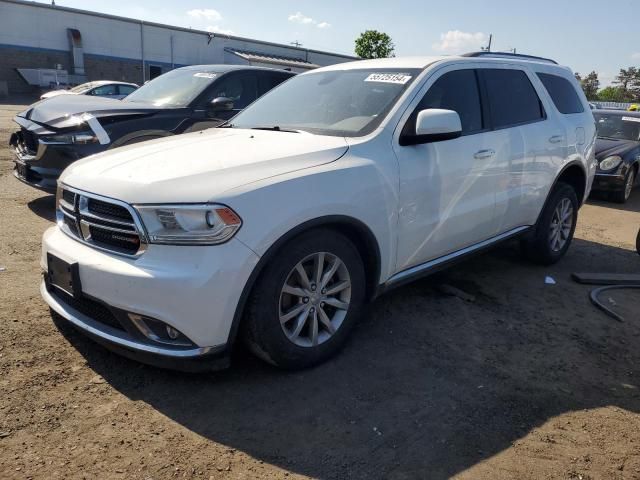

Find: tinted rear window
<box><xmin>482</xmin><ymin>69</ymin><xmax>545</xmax><ymax>129</ymax></box>
<box><xmin>537</xmin><ymin>73</ymin><xmax>584</xmax><ymax>114</ymax></box>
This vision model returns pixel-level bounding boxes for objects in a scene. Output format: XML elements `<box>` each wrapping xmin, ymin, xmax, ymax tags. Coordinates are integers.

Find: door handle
<box><xmin>549</xmin><ymin>135</ymin><xmax>565</xmax><ymax>144</ymax></box>
<box><xmin>473</xmin><ymin>149</ymin><xmax>495</xmax><ymax>160</ymax></box>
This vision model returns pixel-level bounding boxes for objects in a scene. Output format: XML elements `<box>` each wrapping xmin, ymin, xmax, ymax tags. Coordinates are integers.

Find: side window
<box><xmin>482</xmin><ymin>69</ymin><xmax>545</xmax><ymax>128</ymax></box>
<box><xmin>118</xmin><ymin>85</ymin><xmax>137</xmax><ymax>96</ymax></box>
<box><xmin>208</xmin><ymin>73</ymin><xmax>258</xmax><ymax>110</ymax></box>
<box><xmin>258</xmin><ymin>72</ymin><xmax>292</xmax><ymax>96</ymax></box>
<box><xmin>90</xmin><ymin>84</ymin><xmax>118</xmax><ymax>96</ymax></box>
<box><xmin>536</xmin><ymin>73</ymin><xmax>584</xmax><ymax>114</ymax></box>
<box><xmin>413</xmin><ymin>69</ymin><xmax>483</xmax><ymax>135</ymax></box>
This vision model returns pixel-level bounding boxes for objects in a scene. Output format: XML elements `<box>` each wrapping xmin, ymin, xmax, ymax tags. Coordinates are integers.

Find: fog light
<box><xmin>127</xmin><ymin>313</ymin><xmax>194</xmax><ymax>347</ymax></box>
<box><xmin>166</xmin><ymin>325</ymin><xmax>180</xmax><ymax>340</ymax></box>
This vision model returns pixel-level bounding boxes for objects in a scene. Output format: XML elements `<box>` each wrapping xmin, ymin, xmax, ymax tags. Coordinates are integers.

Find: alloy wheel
<box><xmin>548</xmin><ymin>197</ymin><xmax>574</xmax><ymax>252</ymax></box>
<box><xmin>625</xmin><ymin>170</ymin><xmax>636</xmax><ymax>200</ymax></box>
<box><xmin>279</xmin><ymin>252</ymin><xmax>351</xmax><ymax>347</ymax></box>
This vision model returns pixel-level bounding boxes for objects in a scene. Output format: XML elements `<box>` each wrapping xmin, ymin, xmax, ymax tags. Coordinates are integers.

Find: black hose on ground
<box><xmin>589</xmin><ymin>285</ymin><xmax>640</xmax><ymax>323</ymax></box>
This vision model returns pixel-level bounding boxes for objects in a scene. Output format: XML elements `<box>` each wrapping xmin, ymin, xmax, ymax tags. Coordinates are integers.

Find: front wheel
<box><xmin>243</xmin><ymin>229</ymin><xmax>366</xmax><ymax>369</ymax></box>
<box><xmin>612</xmin><ymin>167</ymin><xmax>636</xmax><ymax>204</ymax></box>
<box><xmin>521</xmin><ymin>182</ymin><xmax>579</xmax><ymax>265</ymax></box>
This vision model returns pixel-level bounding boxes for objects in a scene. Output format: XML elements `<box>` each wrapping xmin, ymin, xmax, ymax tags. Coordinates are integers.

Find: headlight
<box><xmin>135</xmin><ymin>204</ymin><xmax>242</xmax><ymax>245</ymax></box>
<box><xmin>599</xmin><ymin>155</ymin><xmax>622</xmax><ymax>171</ymax></box>
<box><xmin>40</xmin><ymin>131</ymin><xmax>98</xmax><ymax>145</ymax></box>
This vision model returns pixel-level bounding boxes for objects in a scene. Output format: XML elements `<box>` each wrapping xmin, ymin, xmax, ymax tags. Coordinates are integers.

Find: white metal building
<box><xmin>0</xmin><ymin>0</ymin><xmax>357</xmax><ymax>93</ymax></box>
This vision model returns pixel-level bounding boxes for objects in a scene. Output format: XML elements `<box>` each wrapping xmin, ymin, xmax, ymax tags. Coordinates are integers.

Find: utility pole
<box><xmin>290</xmin><ymin>40</ymin><xmax>302</xmax><ymax>48</ymax></box>
<box><xmin>481</xmin><ymin>34</ymin><xmax>492</xmax><ymax>52</ymax></box>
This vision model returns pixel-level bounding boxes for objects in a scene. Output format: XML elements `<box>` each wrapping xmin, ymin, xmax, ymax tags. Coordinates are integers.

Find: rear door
<box><xmin>479</xmin><ymin>66</ymin><xmax>561</xmax><ymax>232</ymax></box>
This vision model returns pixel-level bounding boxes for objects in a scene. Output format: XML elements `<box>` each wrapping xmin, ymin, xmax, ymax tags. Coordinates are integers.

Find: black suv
<box><xmin>10</xmin><ymin>65</ymin><xmax>294</xmax><ymax>192</ymax></box>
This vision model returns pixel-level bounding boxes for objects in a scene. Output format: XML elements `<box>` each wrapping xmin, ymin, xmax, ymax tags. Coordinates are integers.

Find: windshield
<box><xmin>230</xmin><ymin>69</ymin><xmax>421</xmax><ymax>136</ymax></box>
<box><xmin>595</xmin><ymin>113</ymin><xmax>640</xmax><ymax>141</ymax></box>
<box><xmin>69</xmin><ymin>82</ymin><xmax>96</xmax><ymax>93</ymax></box>
<box><xmin>123</xmin><ymin>69</ymin><xmax>218</xmax><ymax>107</ymax></box>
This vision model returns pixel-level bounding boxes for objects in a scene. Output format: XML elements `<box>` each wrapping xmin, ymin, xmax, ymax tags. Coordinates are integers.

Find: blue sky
<box><xmin>47</xmin><ymin>0</ymin><xmax>639</xmax><ymax>87</ymax></box>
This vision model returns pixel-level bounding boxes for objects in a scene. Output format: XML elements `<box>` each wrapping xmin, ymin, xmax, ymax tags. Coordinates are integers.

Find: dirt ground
<box><xmin>1</xmin><ymin>97</ymin><xmax>640</xmax><ymax>480</ymax></box>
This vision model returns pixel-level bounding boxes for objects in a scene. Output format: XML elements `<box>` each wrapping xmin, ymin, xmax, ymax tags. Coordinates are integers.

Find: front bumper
<box><xmin>10</xmin><ymin>131</ymin><xmax>105</xmax><ymax>192</ymax></box>
<box><xmin>591</xmin><ymin>172</ymin><xmax>626</xmax><ymax>192</ymax></box>
<box><xmin>41</xmin><ymin>226</ymin><xmax>260</xmax><ymax>370</ymax></box>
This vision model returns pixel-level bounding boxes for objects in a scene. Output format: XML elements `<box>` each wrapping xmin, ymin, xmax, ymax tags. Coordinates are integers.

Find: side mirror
<box><xmin>401</xmin><ymin>109</ymin><xmax>462</xmax><ymax>146</ymax></box>
<box><xmin>210</xmin><ymin>96</ymin><xmax>234</xmax><ymax>112</ymax></box>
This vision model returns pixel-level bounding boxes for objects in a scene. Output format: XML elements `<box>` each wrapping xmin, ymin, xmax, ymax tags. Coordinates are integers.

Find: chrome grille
<box><xmin>16</xmin><ymin>128</ymin><xmax>38</xmax><ymax>155</ymax></box>
<box><xmin>57</xmin><ymin>187</ymin><xmax>147</xmax><ymax>256</ymax></box>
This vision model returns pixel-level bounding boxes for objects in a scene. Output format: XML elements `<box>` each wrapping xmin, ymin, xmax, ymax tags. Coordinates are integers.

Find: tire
<box><xmin>243</xmin><ymin>229</ymin><xmax>366</xmax><ymax>369</ymax></box>
<box><xmin>611</xmin><ymin>167</ymin><xmax>636</xmax><ymax>204</ymax></box>
<box><xmin>521</xmin><ymin>181</ymin><xmax>579</xmax><ymax>265</ymax></box>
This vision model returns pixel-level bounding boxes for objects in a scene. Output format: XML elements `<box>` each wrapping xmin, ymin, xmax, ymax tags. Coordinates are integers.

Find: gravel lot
<box><xmin>1</xmin><ymin>97</ymin><xmax>640</xmax><ymax>480</ymax></box>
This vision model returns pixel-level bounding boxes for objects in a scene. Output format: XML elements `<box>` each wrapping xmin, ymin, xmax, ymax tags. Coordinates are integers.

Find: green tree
<box><xmin>581</xmin><ymin>71</ymin><xmax>600</xmax><ymax>100</ymax></box>
<box><xmin>355</xmin><ymin>30</ymin><xmax>395</xmax><ymax>59</ymax></box>
<box><xmin>597</xmin><ymin>86</ymin><xmax>630</xmax><ymax>103</ymax></box>
<box><xmin>614</xmin><ymin>67</ymin><xmax>638</xmax><ymax>92</ymax></box>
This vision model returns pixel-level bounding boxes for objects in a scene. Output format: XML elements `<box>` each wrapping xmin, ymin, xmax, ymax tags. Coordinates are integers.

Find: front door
<box><xmin>187</xmin><ymin>72</ymin><xmax>259</xmax><ymax>132</ymax></box>
<box><xmin>392</xmin><ymin>67</ymin><xmax>498</xmax><ymax>272</ymax></box>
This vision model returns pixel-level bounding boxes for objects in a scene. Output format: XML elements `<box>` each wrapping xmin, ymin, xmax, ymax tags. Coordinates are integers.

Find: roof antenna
<box><xmin>481</xmin><ymin>34</ymin><xmax>492</xmax><ymax>52</ymax></box>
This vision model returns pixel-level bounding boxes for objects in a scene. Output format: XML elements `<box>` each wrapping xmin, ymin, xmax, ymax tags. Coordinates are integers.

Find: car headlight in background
<box><xmin>135</xmin><ymin>204</ymin><xmax>242</xmax><ymax>245</ymax></box>
<box><xmin>599</xmin><ymin>155</ymin><xmax>623</xmax><ymax>171</ymax></box>
<box><xmin>40</xmin><ymin>131</ymin><xmax>98</xmax><ymax>145</ymax></box>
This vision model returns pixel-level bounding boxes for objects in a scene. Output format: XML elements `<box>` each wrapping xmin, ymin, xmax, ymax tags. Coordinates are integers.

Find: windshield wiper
<box><xmin>250</xmin><ymin>125</ymin><xmax>301</xmax><ymax>133</ymax></box>
<box><xmin>218</xmin><ymin>121</ymin><xmax>234</xmax><ymax>128</ymax></box>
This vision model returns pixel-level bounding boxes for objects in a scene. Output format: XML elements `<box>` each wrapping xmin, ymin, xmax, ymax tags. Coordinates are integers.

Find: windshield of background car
<box><xmin>230</xmin><ymin>68</ymin><xmax>422</xmax><ymax>136</ymax></box>
<box><xmin>69</xmin><ymin>82</ymin><xmax>96</xmax><ymax>93</ymax></box>
<box><xmin>595</xmin><ymin>113</ymin><xmax>640</xmax><ymax>141</ymax></box>
<box><xmin>122</xmin><ymin>69</ymin><xmax>218</xmax><ymax>107</ymax></box>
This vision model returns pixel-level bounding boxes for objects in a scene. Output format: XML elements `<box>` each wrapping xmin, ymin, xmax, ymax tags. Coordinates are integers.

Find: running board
<box><xmin>380</xmin><ymin>226</ymin><xmax>530</xmax><ymax>294</ymax></box>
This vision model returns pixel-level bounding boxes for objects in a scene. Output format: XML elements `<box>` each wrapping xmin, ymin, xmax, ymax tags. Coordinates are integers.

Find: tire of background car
<box><xmin>521</xmin><ymin>181</ymin><xmax>579</xmax><ymax>265</ymax></box>
<box><xmin>242</xmin><ymin>228</ymin><xmax>366</xmax><ymax>369</ymax></box>
<box><xmin>611</xmin><ymin>165</ymin><xmax>636</xmax><ymax>204</ymax></box>
<box><xmin>108</xmin><ymin>130</ymin><xmax>174</xmax><ymax>149</ymax></box>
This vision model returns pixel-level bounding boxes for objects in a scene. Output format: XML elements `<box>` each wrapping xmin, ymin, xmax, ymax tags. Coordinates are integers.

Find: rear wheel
<box><xmin>243</xmin><ymin>229</ymin><xmax>366</xmax><ymax>369</ymax></box>
<box><xmin>612</xmin><ymin>167</ymin><xmax>636</xmax><ymax>204</ymax></box>
<box><xmin>521</xmin><ymin>182</ymin><xmax>578</xmax><ymax>265</ymax></box>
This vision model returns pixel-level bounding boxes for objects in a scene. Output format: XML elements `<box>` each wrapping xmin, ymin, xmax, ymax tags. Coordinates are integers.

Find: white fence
<box><xmin>592</xmin><ymin>101</ymin><xmax>636</xmax><ymax>110</ymax></box>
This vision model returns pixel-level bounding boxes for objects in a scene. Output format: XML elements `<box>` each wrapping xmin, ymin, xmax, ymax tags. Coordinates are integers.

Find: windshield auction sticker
<box><xmin>194</xmin><ymin>73</ymin><xmax>217</xmax><ymax>79</ymax></box>
<box><xmin>365</xmin><ymin>73</ymin><xmax>412</xmax><ymax>84</ymax></box>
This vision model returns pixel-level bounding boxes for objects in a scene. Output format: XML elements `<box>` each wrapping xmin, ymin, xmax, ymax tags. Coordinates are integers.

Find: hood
<box><xmin>16</xmin><ymin>95</ymin><xmax>162</xmax><ymax>129</ymax></box>
<box><xmin>61</xmin><ymin>128</ymin><xmax>349</xmax><ymax>203</ymax></box>
<box><xmin>595</xmin><ymin>138</ymin><xmax>640</xmax><ymax>160</ymax></box>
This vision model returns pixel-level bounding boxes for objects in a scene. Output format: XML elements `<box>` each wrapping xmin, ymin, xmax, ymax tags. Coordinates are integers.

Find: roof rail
<box><xmin>461</xmin><ymin>51</ymin><xmax>558</xmax><ymax>65</ymax></box>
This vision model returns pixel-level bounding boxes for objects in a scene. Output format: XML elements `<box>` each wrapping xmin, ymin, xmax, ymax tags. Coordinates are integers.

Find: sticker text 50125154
<box><xmin>364</xmin><ymin>73</ymin><xmax>412</xmax><ymax>85</ymax></box>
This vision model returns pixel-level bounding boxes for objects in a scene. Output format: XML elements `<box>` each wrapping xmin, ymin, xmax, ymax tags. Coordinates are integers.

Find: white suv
<box><xmin>41</xmin><ymin>53</ymin><xmax>596</xmax><ymax>370</ymax></box>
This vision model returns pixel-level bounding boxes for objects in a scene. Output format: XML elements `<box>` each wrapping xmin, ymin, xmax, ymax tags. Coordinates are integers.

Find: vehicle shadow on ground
<box><xmin>588</xmin><ymin>190</ymin><xmax>640</xmax><ymax>213</ymax></box>
<box><xmin>27</xmin><ymin>194</ymin><xmax>56</xmax><ymax>222</ymax></box>
<box><xmin>0</xmin><ymin>95</ymin><xmax>40</xmax><ymax>107</ymax></box>
<box><xmin>52</xmin><ymin>238</ymin><xmax>640</xmax><ymax>479</ymax></box>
